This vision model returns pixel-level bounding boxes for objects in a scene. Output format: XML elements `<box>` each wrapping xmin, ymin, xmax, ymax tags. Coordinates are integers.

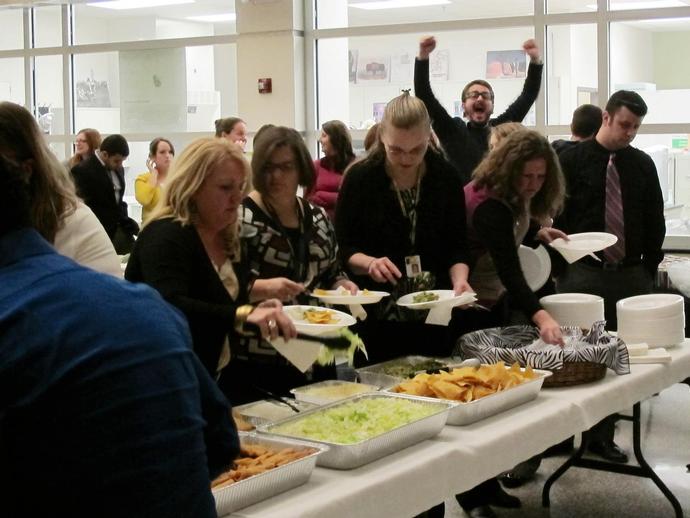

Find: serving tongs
<box><xmin>244</xmin><ymin>323</ymin><xmax>353</xmax><ymax>350</ymax></box>
<box><xmin>418</xmin><ymin>358</ymin><xmax>481</xmax><ymax>375</ymax></box>
<box><xmin>252</xmin><ymin>386</ymin><xmax>302</xmax><ymax>413</ymax></box>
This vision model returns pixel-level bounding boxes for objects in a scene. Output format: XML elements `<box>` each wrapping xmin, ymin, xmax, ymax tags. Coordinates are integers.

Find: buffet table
<box><xmin>226</xmin><ymin>341</ymin><xmax>690</xmax><ymax>518</ymax></box>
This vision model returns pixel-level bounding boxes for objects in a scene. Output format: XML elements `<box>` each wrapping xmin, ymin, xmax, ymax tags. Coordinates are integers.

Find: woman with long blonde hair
<box><xmin>125</xmin><ymin>137</ymin><xmax>296</xmax><ymax>387</ymax></box>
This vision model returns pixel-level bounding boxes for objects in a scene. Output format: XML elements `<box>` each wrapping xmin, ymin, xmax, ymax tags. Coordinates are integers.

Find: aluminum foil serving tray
<box><xmin>257</xmin><ymin>393</ymin><xmax>453</xmax><ymax>470</ymax></box>
<box><xmin>356</xmin><ymin>355</ymin><xmax>449</xmax><ymax>388</ymax></box>
<box><xmin>394</xmin><ymin>368</ymin><xmax>552</xmax><ymax>426</ymax></box>
<box><xmin>213</xmin><ymin>432</ymin><xmax>327</xmax><ymax>515</ymax></box>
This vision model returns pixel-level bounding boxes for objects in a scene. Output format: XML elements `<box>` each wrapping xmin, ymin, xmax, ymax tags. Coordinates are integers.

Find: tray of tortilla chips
<box><xmin>212</xmin><ymin>432</ymin><xmax>326</xmax><ymax>515</ymax></box>
<box><xmin>391</xmin><ymin>362</ymin><xmax>551</xmax><ymax>425</ymax></box>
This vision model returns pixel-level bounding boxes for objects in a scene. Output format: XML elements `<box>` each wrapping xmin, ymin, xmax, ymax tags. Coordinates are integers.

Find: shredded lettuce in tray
<box><xmin>270</xmin><ymin>398</ymin><xmax>438</xmax><ymax>444</ymax></box>
<box><xmin>315</xmin><ymin>328</ymin><xmax>367</xmax><ymax>367</ymax></box>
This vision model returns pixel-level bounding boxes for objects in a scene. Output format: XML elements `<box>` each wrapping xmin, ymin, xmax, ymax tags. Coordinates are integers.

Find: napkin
<box><xmin>270</xmin><ymin>338</ymin><xmax>322</xmax><ymax>373</ymax></box>
<box><xmin>628</xmin><ymin>347</ymin><xmax>672</xmax><ymax>364</ymax></box>
<box><xmin>348</xmin><ymin>304</ymin><xmax>367</xmax><ymax>321</ymax></box>
<box><xmin>425</xmin><ymin>303</ymin><xmax>453</xmax><ymax>326</ymax></box>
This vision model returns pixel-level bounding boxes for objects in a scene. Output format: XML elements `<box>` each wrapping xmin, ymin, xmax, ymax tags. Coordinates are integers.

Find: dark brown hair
<box><xmin>0</xmin><ymin>101</ymin><xmax>77</xmax><ymax>242</ymax></box>
<box><xmin>214</xmin><ymin>117</ymin><xmax>244</xmax><ymax>138</ymax></box>
<box><xmin>321</xmin><ymin>120</ymin><xmax>355</xmax><ymax>173</ymax></box>
<box><xmin>149</xmin><ymin>137</ymin><xmax>175</xmax><ymax>157</ymax></box>
<box><xmin>251</xmin><ymin>126</ymin><xmax>315</xmax><ymax>195</ymax></box>
<box><xmin>461</xmin><ymin>79</ymin><xmax>495</xmax><ymax>102</ymax></box>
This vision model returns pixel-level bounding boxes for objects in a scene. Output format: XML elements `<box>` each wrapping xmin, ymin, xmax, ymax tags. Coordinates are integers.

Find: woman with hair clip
<box><xmin>0</xmin><ymin>102</ymin><xmax>120</xmax><ymax>276</ymax></box>
<box><xmin>307</xmin><ymin>120</ymin><xmax>356</xmax><ymax>219</ymax></box>
<box><xmin>125</xmin><ymin>137</ymin><xmax>297</xmax><ymax>386</ymax></box>
<box><xmin>135</xmin><ymin>137</ymin><xmax>175</xmax><ymax>223</ymax></box>
<box><xmin>237</xmin><ymin>126</ymin><xmax>358</xmax><ymax>401</ymax></box>
<box><xmin>65</xmin><ymin>128</ymin><xmax>101</xmax><ymax>169</ymax></box>
<box><xmin>335</xmin><ymin>90</ymin><xmax>472</xmax><ymax>363</ymax></box>
<box><xmin>215</xmin><ymin>117</ymin><xmax>248</xmax><ymax>151</ymax></box>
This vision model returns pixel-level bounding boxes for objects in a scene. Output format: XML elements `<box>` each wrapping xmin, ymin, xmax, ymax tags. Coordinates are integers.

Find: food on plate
<box><xmin>393</xmin><ymin>361</ymin><xmax>537</xmax><ymax>402</ymax></box>
<box><xmin>313</xmin><ymin>288</ymin><xmax>372</xmax><ymax>297</ymax></box>
<box><xmin>412</xmin><ymin>291</ymin><xmax>440</xmax><ymax>303</ymax></box>
<box><xmin>303</xmin><ymin>308</ymin><xmax>340</xmax><ymax>324</ymax></box>
<box><xmin>270</xmin><ymin>397</ymin><xmax>438</xmax><ymax>444</ymax></box>
<box><xmin>374</xmin><ymin>358</ymin><xmax>447</xmax><ymax>379</ymax></box>
<box><xmin>212</xmin><ymin>444</ymin><xmax>315</xmax><ymax>488</ymax></box>
<box><xmin>316</xmin><ymin>328</ymin><xmax>368</xmax><ymax>367</ymax></box>
<box><xmin>295</xmin><ymin>381</ymin><xmax>376</xmax><ymax>401</ymax></box>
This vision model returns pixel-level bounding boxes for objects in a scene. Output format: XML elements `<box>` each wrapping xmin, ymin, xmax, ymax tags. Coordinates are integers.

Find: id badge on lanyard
<box><xmin>405</xmin><ymin>254</ymin><xmax>422</xmax><ymax>278</ymax></box>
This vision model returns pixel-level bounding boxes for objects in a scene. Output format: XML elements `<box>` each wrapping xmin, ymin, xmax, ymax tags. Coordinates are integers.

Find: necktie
<box><xmin>604</xmin><ymin>153</ymin><xmax>626</xmax><ymax>263</ymax></box>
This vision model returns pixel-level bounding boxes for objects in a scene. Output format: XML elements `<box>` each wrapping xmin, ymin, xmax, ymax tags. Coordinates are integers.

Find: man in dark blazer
<box><xmin>71</xmin><ymin>133</ymin><xmax>139</xmax><ymax>254</ymax></box>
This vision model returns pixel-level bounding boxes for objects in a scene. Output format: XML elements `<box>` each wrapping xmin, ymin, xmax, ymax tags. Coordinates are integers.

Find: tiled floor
<box><xmin>444</xmin><ymin>383</ymin><xmax>690</xmax><ymax>518</ymax></box>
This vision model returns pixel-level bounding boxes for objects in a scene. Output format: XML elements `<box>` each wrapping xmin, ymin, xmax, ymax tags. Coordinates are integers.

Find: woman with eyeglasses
<box><xmin>125</xmin><ymin>137</ymin><xmax>297</xmax><ymax>390</ymax></box>
<box><xmin>335</xmin><ymin>91</ymin><xmax>472</xmax><ymax>364</ymax></box>
<box><xmin>236</xmin><ymin>126</ymin><xmax>358</xmax><ymax>399</ymax></box>
<box><xmin>65</xmin><ymin>128</ymin><xmax>101</xmax><ymax>170</ymax></box>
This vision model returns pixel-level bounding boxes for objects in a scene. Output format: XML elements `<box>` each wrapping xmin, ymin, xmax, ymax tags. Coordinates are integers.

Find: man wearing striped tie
<box><xmin>554</xmin><ymin>90</ymin><xmax>666</xmax><ymax>463</ymax></box>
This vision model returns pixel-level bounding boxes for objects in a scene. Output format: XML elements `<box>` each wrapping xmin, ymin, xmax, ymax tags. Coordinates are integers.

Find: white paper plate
<box><xmin>518</xmin><ymin>245</ymin><xmax>551</xmax><ymax>292</ymax></box>
<box><xmin>311</xmin><ymin>289</ymin><xmax>389</xmax><ymax>305</ymax></box>
<box><xmin>552</xmin><ymin>232</ymin><xmax>618</xmax><ymax>251</ymax></box>
<box><xmin>284</xmin><ymin>305</ymin><xmax>357</xmax><ymax>336</ymax></box>
<box><xmin>396</xmin><ymin>290</ymin><xmax>477</xmax><ymax>310</ymax></box>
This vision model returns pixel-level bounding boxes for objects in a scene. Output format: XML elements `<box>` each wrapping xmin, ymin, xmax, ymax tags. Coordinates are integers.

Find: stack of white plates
<box><xmin>617</xmin><ymin>294</ymin><xmax>685</xmax><ymax>346</ymax></box>
<box><xmin>539</xmin><ymin>293</ymin><xmax>605</xmax><ymax>329</ymax></box>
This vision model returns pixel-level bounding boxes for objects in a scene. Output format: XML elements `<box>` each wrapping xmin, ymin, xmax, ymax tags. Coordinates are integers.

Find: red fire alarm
<box><xmin>258</xmin><ymin>78</ymin><xmax>272</xmax><ymax>94</ymax></box>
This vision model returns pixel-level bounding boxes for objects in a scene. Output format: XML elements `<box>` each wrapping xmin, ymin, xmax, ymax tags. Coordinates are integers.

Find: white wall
<box><xmin>611</xmin><ymin>23</ymin><xmax>654</xmax><ymax>89</ymax></box>
<box><xmin>347</xmin><ymin>27</ymin><xmax>534</xmax><ymax>128</ymax></box>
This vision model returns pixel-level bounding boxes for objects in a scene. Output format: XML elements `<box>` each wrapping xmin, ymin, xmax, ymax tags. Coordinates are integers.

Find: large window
<box><xmin>73</xmin><ymin>0</ymin><xmax>236</xmax><ymax>45</ymax></box>
<box><xmin>546</xmin><ymin>24</ymin><xmax>598</xmax><ymax>125</ymax></box>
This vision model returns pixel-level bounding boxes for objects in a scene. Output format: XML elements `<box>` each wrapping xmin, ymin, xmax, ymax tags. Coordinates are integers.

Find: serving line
<box><xmin>226</xmin><ymin>343</ymin><xmax>690</xmax><ymax>518</ymax></box>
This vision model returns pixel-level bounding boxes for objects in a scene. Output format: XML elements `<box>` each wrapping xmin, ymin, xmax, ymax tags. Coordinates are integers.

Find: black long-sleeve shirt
<box><xmin>335</xmin><ymin>150</ymin><xmax>469</xmax><ymax>293</ymax></box>
<box><xmin>555</xmin><ymin>138</ymin><xmax>666</xmax><ymax>277</ymax></box>
<box><xmin>414</xmin><ymin>59</ymin><xmax>544</xmax><ymax>184</ymax></box>
<box><xmin>471</xmin><ymin>199</ymin><xmax>542</xmax><ymax>319</ymax></box>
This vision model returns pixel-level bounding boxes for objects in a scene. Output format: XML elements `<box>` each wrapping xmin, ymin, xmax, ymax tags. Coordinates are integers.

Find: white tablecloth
<box><xmin>227</xmin><ymin>341</ymin><xmax>690</xmax><ymax>518</ymax></box>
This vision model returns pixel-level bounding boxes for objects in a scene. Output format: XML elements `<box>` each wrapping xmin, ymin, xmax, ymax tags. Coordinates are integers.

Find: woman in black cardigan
<box><xmin>335</xmin><ymin>91</ymin><xmax>472</xmax><ymax>363</ymax></box>
<box><xmin>125</xmin><ymin>137</ymin><xmax>296</xmax><ymax>393</ymax></box>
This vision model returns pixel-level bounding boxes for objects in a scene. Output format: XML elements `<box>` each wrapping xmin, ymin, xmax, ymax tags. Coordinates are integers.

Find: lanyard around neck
<box><xmin>391</xmin><ymin>168</ymin><xmax>422</xmax><ymax>247</ymax></box>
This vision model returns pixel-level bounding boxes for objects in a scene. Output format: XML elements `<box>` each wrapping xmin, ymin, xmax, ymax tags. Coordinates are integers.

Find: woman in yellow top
<box><xmin>135</xmin><ymin>138</ymin><xmax>175</xmax><ymax>223</ymax></box>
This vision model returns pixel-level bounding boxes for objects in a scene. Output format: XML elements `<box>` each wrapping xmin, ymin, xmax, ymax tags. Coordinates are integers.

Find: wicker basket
<box><xmin>542</xmin><ymin>361</ymin><xmax>607</xmax><ymax>387</ymax></box>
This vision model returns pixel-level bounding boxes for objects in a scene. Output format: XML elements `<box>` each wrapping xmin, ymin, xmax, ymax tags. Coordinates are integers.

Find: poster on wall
<box><xmin>390</xmin><ymin>52</ymin><xmax>413</xmax><ymax>83</ymax></box>
<box><xmin>357</xmin><ymin>55</ymin><xmax>391</xmax><ymax>84</ymax></box>
<box><xmin>76</xmin><ymin>75</ymin><xmax>112</xmax><ymax>107</ymax></box>
<box><xmin>429</xmin><ymin>49</ymin><xmax>449</xmax><ymax>81</ymax></box>
<box><xmin>485</xmin><ymin>49</ymin><xmax>527</xmax><ymax>79</ymax></box>
<box><xmin>373</xmin><ymin>102</ymin><xmax>386</xmax><ymax>123</ymax></box>
<box><xmin>349</xmin><ymin>50</ymin><xmax>358</xmax><ymax>83</ymax></box>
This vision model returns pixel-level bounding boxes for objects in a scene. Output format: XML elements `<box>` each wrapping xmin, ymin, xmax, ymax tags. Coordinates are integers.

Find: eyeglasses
<box><xmin>466</xmin><ymin>91</ymin><xmax>492</xmax><ymax>100</ymax></box>
<box><xmin>265</xmin><ymin>160</ymin><xmax>296</xmax><ymax>174</ymax></box>
<box><xmin>75</xmin><ymin>138</ymin><xmax>88</xmax><ymax>143</ymax></box>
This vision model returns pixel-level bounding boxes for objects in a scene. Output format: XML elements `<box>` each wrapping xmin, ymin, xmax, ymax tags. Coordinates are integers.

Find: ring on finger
<box><xmin>267</xmin><ymin>319</ymin><xmax>277</xmax><ymax>331</ymax></box>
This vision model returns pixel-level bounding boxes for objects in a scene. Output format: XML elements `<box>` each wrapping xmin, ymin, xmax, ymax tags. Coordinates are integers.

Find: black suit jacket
<box><xmin>125</xmin><ymin>217</ymin><xmax>250</xmax><ymax>375</ymax></box>
<box><xmin>71</xmin><ymin>154</ymin><xmax>130</xmax><ymax>238</ymax></box>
